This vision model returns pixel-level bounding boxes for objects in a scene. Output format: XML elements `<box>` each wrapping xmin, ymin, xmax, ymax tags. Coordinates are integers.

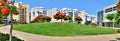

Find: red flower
<box><xmin>0</xmin><ymin>2</ymin><xmax>3</xmax><ymax>6</ymax></box>
<box><xmin>1</xmin><ymin>8</ymin><xmax>10</xmax><ymax>15</ymax></box>
<box><xmin>53</xmin><ymin>12</ymin><xmax>66</xmax><ymax>19</ymax></box>
<box><xmin>64</xmin><ymin>16</ymin><xmax>69</xmax><ymax>20</ymax></box>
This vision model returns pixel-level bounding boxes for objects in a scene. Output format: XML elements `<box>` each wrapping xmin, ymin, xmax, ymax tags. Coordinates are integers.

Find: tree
<box><xmin>45</xmin><ymin>16</ymin><xmax>51</xmax><ymax>22</ymax></box>
<box><xmin>74</xmin><ymin>16</ymin><xmax>82</xmax><ymax>24</ymax></box>
<box><xmin>106</xmin><ymin>12</ymin><xmax>120</xmax><ymax>27</ymax></box>
<box><xmin>106</xmin><ymin>13</ymin><xmax>115</xmax><ymax>21</ymax></box>
<box><xmin>114</xmin><ymin>13</ymin><xmax>120</xmax><ymax>24</ymax></box>
<box><xmin>85</xmin><ymin>21</ymin><xmax>91</xmax><ymax>25</ymax></box>
<box><xmin>0</xmin><ymin>0</ymin><xmax>19</xmax><ymax>41</ymax></box>
<box><xmin>106</xmin><ymin>13</ymin><xmax>117</xmax><ymax>27</ymax></box>
<box><xmin>32</xmin><ymin>15</ymin><xmax>51</xmax><ymax>23</ymax></box>
<box><xmin>53</xmin><ymin>12</ymin><xmax>67</xmax><ymax>23</ymax></box>
<box><xmin>64</xmin><ymin>15</ymin><xmax>72</xmax><ymax>22</ymax></box>
<box><xmin>115</xmin><ymin>0</ymin><xmax>120</xmax><ymax>26</ymax></box>
<box><xmin>117</xmin><ymin>0</ymin><xmax>120</xmax><ymax>12</ymax></box>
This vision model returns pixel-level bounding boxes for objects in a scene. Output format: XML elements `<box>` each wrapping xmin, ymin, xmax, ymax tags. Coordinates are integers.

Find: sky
<box><xmin>15</xmin><ymin>0</ymin><xmax>118</xmax><ymax>16</ymax></box>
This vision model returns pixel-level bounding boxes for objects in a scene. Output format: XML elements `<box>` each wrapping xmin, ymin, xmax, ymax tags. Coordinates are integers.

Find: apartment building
<box><xmin>4</xmin><ymin>2</ymin><xmax>30</xmax><ymax>24</ymax></box>
<box><xmin>31</xmin><ymin>7</ymin><xmax>47</xmax><ymax>21</ymax></box>
<box><xmin>78</xmin><ymin>10</ymin><xmax>87</xmax><ymax>24</ymax></box>
<box><xmin>97</xmin><ymin>3</ymin><xmax>117</xmax><ymax>26</ymax></box>
<box><xmin>97</xmin><ymin>10</ymin><xmax>104</xmax><ymax>26</ymax></box>
<box><xmin>20</xmin><ymin>4</ymin><xmax>30</xmax><ymax>23</ymax></box>
<box><xmin>47</xmin><ymin>8</ymin><xmax>59</xmax><ymax>22</ymax></box>
<box><xmin>60</xmin><ymin>8</ymin><xmax>79</xmax><ymax>22</ymax></box>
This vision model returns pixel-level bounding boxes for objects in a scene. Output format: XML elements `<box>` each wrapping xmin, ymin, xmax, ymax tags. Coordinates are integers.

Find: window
<box><xmin>105</xmin><ymin>8</ymin><xmax>113</xmax><ymax>13</ymax></box>
<box><xmin>33</xmin><ymin>12</ymin><xmax>35</xmax><ymax>16</ymax></box>
<box><xmin>37</xmin><ymin>11</ymin><xmax>40</xmax><ymax>14</ymax></box>
<box><xmin>37</xmin><ymin>11</ymin><xmax>42</xmax><ymax>15</ymax></box>
<box><xmin>113</xmin><ymin>6</ymin><xmax>117</xmax><ymax>11</ymax></box>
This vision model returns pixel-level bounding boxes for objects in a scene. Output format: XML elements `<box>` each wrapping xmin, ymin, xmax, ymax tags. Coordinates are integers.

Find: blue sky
<box><xmin>15</xmin><ymin>0</ymin><xmax>118</xmax><ymax>16</ymax></box>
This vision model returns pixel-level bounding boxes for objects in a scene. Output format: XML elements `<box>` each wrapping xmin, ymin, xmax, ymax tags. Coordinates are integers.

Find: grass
<box><xmin>13</xmin><ymin>23</ymin><xmax>117</xmax><ymax>36</ymax></box>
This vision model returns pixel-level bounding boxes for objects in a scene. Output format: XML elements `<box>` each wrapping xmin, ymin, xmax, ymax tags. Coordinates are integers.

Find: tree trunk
<box><xmin>61</xmin><ymin>19</ymin><xmax>62</xmax><ymax>23</ymax></box>
<box><xmin>9</xmin><ymin>0</ymin><xmax>15</xmax><ymax>41</ymax></box>
<box><xmin>78</xmin><ymin>21</ymin><xmax>80</xmax><ymax>24</ymax></box>
<box><xmin>9</xmin><ymin>13</ymin><xmax>13</xmax><ymax>41</ymax></box>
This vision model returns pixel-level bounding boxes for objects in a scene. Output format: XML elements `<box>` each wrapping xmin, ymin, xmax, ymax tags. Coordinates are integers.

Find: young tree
<box><xmin>64</xmin><ymin>15</ymin><xmax>69</xmax><ymax>20</ymax></box>
<box><xmin>64</xmin><ymin>15</ymin><xmax>72</xmax><ymax>22</ymax></box>
<box><xmin>45</xmin><ymin>16</ymin><xmax>51</xmax><ymax>22</ymax></box>
<box><xmin>106</xmin><ymin>13</ymin><xmax>115</xmax><ymax>21</ymax></box>
<box><xmin>32</xmin><ymin>15</ymin><xmax>51</xmax><ymax>23</ymax></box>
<box><xmin>84</xmin><ymin>21</ymin><xmax>91</xmax><ymax>25</ymax></box>
<box><xmin>74</xmin><ymin>16</ymin><xmax>82</xmax><ymax>24</ymax></box>
<box><xmin>0</xmin><ymin>0</ymin><xmax>18</xmax><ymax>41</ymax></box>
<box><xmin>106</xmin><ymin>13</ymin><xmax>117</xmax><ymax>27</ymax></box>
<box><xmin>53</xmin><ymin>12</ymin><xmax>66</xmax><ymax>23</ymax></box>
<box><xmin>115</xmin><ymin>0</ymin><xmax>120</xmax><ymax>26</ymax></box>
<box><xmin>115</xmin><ymin>13</ymin><xmax>120</xmax><ymax>24</ymax></box>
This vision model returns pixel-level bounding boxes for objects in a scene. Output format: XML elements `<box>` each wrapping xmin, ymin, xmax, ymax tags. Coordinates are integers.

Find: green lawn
<box><xmin>13</xmin><ymin>23</ymin><xmax>117</xmax><ymax>36</ymax></box>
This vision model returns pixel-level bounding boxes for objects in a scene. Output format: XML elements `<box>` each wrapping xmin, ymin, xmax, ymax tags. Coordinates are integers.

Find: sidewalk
<box><xmin>0</xmin><ymin>25</ymin><xmax>120</xmax><ymax>41</ymax></box>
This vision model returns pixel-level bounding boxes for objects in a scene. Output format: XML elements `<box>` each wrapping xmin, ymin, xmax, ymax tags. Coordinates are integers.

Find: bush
<box><xmin>0</xmin><ymin>32</ymin><xmax>24</xmax><ymax>41</ymax></box>
<box><xmin>85</xmin><ymin>21</ymin><xmax>91</xmax><ymax>25</ymax></box>
<box><xmin>117</xmin><ymin>29</ymin><xmax>120</xmax><ymax>33</ymax></box>
<box><xmin>13</xmin><ymin>19</ymin><xmax>20</xmax><ymax>24</ymax></box>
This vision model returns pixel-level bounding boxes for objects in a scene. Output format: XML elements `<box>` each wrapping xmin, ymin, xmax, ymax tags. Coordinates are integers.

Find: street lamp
<box><xmin>7</xmin><ymin>0</ymin><xmax>14</xmax><ymax>41</ymax></box>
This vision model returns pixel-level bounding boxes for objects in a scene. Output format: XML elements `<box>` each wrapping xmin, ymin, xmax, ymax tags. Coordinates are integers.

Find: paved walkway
<box><xmin>0</xmin><ymin>25</ymin><xmax>120</xmax><ymax>41</ymax></box>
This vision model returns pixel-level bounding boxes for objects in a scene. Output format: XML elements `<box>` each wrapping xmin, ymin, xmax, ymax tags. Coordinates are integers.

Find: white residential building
<box><xmin>47</xmin><ymin>8</ymin><xmax>59</xmax><ymax>22</ymax></box>
<box><xmin>30</xmin><ymin>7</ymin><xmax>96</xmax><ymax>24</ymax></box>
<box><xmin>103</xmin><ymin>3</ymin><xmax>117</xmax><ymax>22</ymax></box>
<box><xmin>78</xmin><ymin>10</ymin><xmax>96</xmax><ymax>24</ymax></box>
<box><xmin>31</xmin><ymin>7</ymin><xmax>47</xmax><ymax>21</ymax></box>
<box><xmin>72</xmin><ymin>9</ymin><xmax>79</xmax><ymax>22</ymax></box>
<box><xmin>60</xmin><ymin>8</ymin><xmax>79</xmax><ymax>22</ymax></box>
<box><xmin>4</xmin><ymin>2</ymin><xmax>30</xmax><ymax>24</ymax></box>
<box><xmin>78</xmin><ymin>10</ymin><xmax>87</xmax><ymax>24</ymax></box>
<box><xmin>97</xmin><ymin>3</ymin><xmax>117</xmax><ymax>26</ymax></box>
<box><xmin>86</xmin><ymin>15</ymin><xmax>96</xmax><ymax>21</ymax></box>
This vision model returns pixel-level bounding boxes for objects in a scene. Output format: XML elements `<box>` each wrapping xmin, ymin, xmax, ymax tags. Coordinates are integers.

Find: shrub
<box><xmin>85</xmin><ymin>21</ymin><xmax>91</xmax><ymax>25</ymax></box>
<box><xmin>0</xmin><ymin>32</ymin><xmax>24</xmax><ymax>41</ymax></box>
<box><xmin>117</xmin><ymin>29</ymin><xmax>120</xmax><ymax>33</ymax></box>
<box><xmin>13</xmin><ymin>19</ymin><xmax>20</xmax><ymax>24</ymax></box>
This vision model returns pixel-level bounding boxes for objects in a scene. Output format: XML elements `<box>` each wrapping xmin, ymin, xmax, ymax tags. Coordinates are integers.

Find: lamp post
<box><xmin>7</xmin><ymin>0</ymin><xmax>14</xmax><ymax>41</ymax></box>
